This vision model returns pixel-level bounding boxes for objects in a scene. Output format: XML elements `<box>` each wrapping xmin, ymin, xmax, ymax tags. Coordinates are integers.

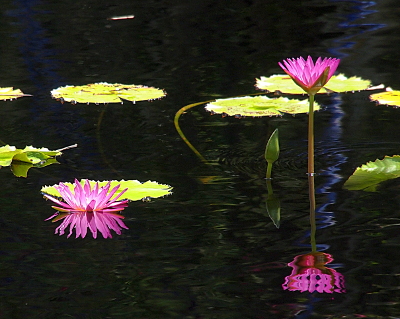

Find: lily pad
<box><xmin>205</xmin><ymin>95</ymin><xmax>320</xmax><ymax>117</ymax></box>
<box><xmin>370</xmin><ymin>89</ymin><xmax>400</xmax><ymax>107</ymax></box>
<box><xmin>41</xmin><ymin>179</ymin><xmax>173</xmax><ymax>201</ymax></box>
<box><xmin>0</xmin><ymin>145</ymin><xmax>62</xmax><ymax>166</ymax></box>
<box><xmin>0</xmin><ymin>87</ymin><xmax>31</xmax><ymax>101</ymax></box>
<box><xmin>255</xmin><ymin>74</ymin><xmax>375</xmax><ymax>94</ymax></box>
<box><xmin>0</xmin><ymin>144</ymin><xmax>74</xmax><ymax>177</ymax></box>
<box><xmin>51</xmin><ymin>83</ymin><xmax>166</xmax><ymax>104</ymax></box>
<box><xmin>343</xmin><ymin>155</ymin><xmax>400</xmax><ymax>192</ymax></box>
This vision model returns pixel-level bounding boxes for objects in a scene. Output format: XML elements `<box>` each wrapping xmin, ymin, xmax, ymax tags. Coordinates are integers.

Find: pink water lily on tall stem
<box><xmin>279</xmin><ymin>56</ymin><xmax>340</xmax><ymax>225</ymax></box>
<box><xmin>279</xmin><ymin>56</ymin><xmax>340</xmax><ymax>95</ymax></box>
<box><xmin>43</xmin><ymin>179</ymin><xmax>129</xmax><ymax>239</ymax></box>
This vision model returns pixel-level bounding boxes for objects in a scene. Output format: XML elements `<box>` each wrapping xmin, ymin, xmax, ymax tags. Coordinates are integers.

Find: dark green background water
<box><xmin>1</xmin><ymin>0</ymin><xmax>400</xmax><ymax>317</ymax></box>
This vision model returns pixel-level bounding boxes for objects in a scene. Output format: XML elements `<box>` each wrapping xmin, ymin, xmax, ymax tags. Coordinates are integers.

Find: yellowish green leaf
<box><xmin>0</xmin><ymin>145</ymin><xmax>69</xmax><ymax>177</ymax></box>
<box><xmin>0</xmin><ymin>87</ymin><xmax>31</xmax><ymax>101</ymax></box>
<box><xmin>41</xmin><ymin>179</ymin><xmax>173</xmax><ymax>202</ymax></box>
<box><xmin>370</xmin><ymin>89</ymin><xmax>400</xmax><ymax>107</ymax></box>
<box><xmin>343</xmin><ymin>155</ymin><xmax>400</xmax><ymax>192</ymax></box>
<box><xmin>255</xmin><ymin>74</ymin><xmax>375</xmax><ymax>94</ymax></box>
<box><xmin>51</xmin><ymin>83</ymin><xmax>166</xmax><ymax>104</ymax></box>
<box><xmin>205</xmin><ymin>95</ymin><xmax>319</xmax><ymax>117</ymax></box>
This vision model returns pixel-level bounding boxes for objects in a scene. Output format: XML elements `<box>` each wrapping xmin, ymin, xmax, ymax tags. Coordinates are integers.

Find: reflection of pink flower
<box><xmin>282</xmin><ymin>252</ymin><xmax>345</xmax><ymax>293</ymax></box>
<box><xmin>44</xmin><ymin>179</ymin><xmax>129</xmax><ymax>239</ymax></box>
<box><xmin>279</xmin><ymin>56</ymin><xmax>340</xmax><ymax>95</ymax></box>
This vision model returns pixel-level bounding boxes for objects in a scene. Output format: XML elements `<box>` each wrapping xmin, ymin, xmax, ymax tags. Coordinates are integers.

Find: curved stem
<box><xmin>174</xmin><ymin>100</ymin><xmax>214</xmax><ymax>164</ymax></box>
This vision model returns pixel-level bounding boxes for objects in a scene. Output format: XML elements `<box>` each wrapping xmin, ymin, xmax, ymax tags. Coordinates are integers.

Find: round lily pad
<box><xmin>51</xmin><ymin>83</ymin><xmax>166</xmax><ymax>104</ymax></box>
<box><xmin>41</xmin><ymin>179</ymin><xmax>173</xmax><ymax>201</ymax></box>
<box><xmin>205</xmin><ymin>95</ymin><xmax>319</xmax><ymax>117</ymax></box>
<box><xmin>256</xmin><ymin>74</ymin><xmax>373</xmax><ymax>94</ymax></box>
<box><xmin>370</xmin><ymin>90</ymin><xmax>400</xmax><ymax>107</ymax></box>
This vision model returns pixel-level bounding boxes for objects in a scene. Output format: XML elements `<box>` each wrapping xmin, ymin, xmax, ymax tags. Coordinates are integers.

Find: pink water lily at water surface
<box><xmin>279</xmin><ymin>56</ymin><xmax>340</xmax><ymax>95</ymax></box>
<box><xmin>43</xmin><ymin>179</ymin><xmax>129</xmax><ymax>239</ymax></box>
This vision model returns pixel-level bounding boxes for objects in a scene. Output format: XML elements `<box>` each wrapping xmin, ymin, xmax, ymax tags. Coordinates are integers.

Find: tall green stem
<box><xmin>308</xmin><ymin>93</ymin><xmax>317</xmax><ymax>252</ymax></box>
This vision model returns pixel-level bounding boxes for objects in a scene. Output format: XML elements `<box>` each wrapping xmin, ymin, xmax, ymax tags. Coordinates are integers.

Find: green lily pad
<box><xmin>0</xmin><ymin>145</ymin><xmax>62</xmax><ymax>166</ymax></box>
<box><xmin>41</xmin><ymin>179</ymin><xmax>173</xmax><ymax>201</ymax></box>
<box><xmin>256</xmin><ymin>74</ymin><xmax>375</xmax><ymax>94</ymax></box>
<box><xmin>0</xmin><ymin>87</ymin><xmax>31</xmax><ymax>101</ymax></box>
<box><xmin>51</xmin><ymin>83</ymin><xmax>166</xmax><ymax>104</ymax></box>
<box><xmin>205</xmin><ymin>95</ymin><xmax>319</xmax><ymax>117</ymax></box>
<box><xmin>370</xmin><ymin>89</ymin><xmax>400</xmax><ymax>107</ymax></box>
<box><xmin>343</xmin><ymin>155</ymin><xmax>400</xmax><ymax>192</ymax></box>
<box><xmin>0</xmin><ymin>144</ymin><xmax>74</xmax><ymax>177</ymax></box>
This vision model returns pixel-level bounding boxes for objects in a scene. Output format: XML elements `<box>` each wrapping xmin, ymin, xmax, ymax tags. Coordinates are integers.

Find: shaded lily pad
<box><xmin>51</xmin><ymin>83</ymin><xmax>166</xmax><ymax>104</ymax></box>
<box><xmin>343</xmin><ymin>155</ymin><xmax>400</xmax><ymax>192</ymax></box>
<box><xmin>0</xmin><ymin>87</ymin><xmax>31</xmax><ymax>101</ymax></box>
<box><xmin>0</xmin><ymin>144</ymin><xmax>73</xmax><ymax>177</ymax></box>
<box><xmin>0</xmin><ymin>145</ymin><xmax>63</xmax><ymax>167</ymax></box>
<box><xmin>370</xmin><ymin>89</ymin><xmax>400</xmax><ymax>107</ymax></box>
<box><xmin>205</xmin><ymin>95</ymin><xmax>320</xmax><ymax>117</ymax></box>
<box><xmin>41</xmin><ymin>179</ymin><xmax>173</xmax><ymax>201</ymax></box>
<box><xmin>256</xmin><ymin>74</ymin><xmax>376</xmax><ymax>94</ymax></box>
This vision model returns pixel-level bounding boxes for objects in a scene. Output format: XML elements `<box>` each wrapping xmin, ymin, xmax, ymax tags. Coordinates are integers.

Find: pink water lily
<box><xmin>44</xmin><ymin>179</ymin><xmax>129</xmax><ymax>239</ymax></box>
<box><xmin>279</xmin><ymin>56</ymin><xmax>340</xmax><ymax>95</ymax></box>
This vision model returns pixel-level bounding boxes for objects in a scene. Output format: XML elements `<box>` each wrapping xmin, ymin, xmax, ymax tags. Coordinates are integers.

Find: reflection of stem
<box><xmin>266</xmin><ymin>162</ymin><xmax>272</xmax><ymax>179</ymax></box>
<box><xmin>266</xmin><ymin>178</ymin><xmax>273</xmax><ymax>194</ymax></box>
<box><xmin>309</xmin><ymin>174</ymin><xmax>317</xmax><ymax>252</ymax></box>
<box><xmin>308</xmin><ymin>93</ymin><xmax>317</xmax><ymax>252</ymax></box>
<box><xmin>174</xmin><ymin>100</ymin><xmax>214</xmax><ymax>164</ymax></box>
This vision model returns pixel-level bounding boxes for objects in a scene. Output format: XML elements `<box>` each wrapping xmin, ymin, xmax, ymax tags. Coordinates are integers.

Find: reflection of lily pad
<box><xmin>11</xmin><ymin>158</ymin><xmax>59</xmax><ymax>178</ymax></box>
<box><xmin>51</xmin><ymin>83</ymin><xmax>166</xmax><ymax>104</ymax></box>
<box><xmin>41</xmin><ymin>180</ymin><xmax>173</xmax><ymax>201</ymax></box>
<box><xmin>370</xmin><ymin>89</ymin><xmax>400</xmax><ymax>107</ymax></box>
<box><xmin>205</xmin><ymin>96</ymin><xmax>319</xmax><ymax>117</ymax></box>
<box><xmin>0</xmin><ymin>87</ymin><xmax>31</xmax><ymax>101</ymax></box>
<box><xmin>256</xmin><ymin>74</ymin><xmax>375</xmax><ymax>94</ymax></box>
<box><xmin>343</xmin><ymin>155</ymin><xmax>400</xmax><ymax>192</ymax></box>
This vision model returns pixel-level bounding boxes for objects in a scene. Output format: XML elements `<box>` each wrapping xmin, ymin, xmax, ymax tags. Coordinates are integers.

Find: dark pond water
<box><xmin>1</xmin><ymin>0</ymin><xmax>400</xmax><ymax>317</ymax></box>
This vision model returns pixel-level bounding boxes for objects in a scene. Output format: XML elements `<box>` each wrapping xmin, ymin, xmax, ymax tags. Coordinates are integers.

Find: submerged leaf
<box><xmin>0</xmin><ymin>87</ymin><xmax>31</xmax><ymax>101</ymax></box>
<box><xmin>205</xmin><ymin>96</ymin><xmax>320</xmax><ymax>117</ymax></box>
<box><xmin>256</xmin><ymin>74</ymin><xmax>375</xmax><ymax>94</ymax></box>
<box><xmin>343</xmin><ymin>155</ymin><xmax>400</xmax><ymax>192</ymax></box>
<box><xmin>41</xmin><ymin>179</ymin><xmax>173</xmax><ymax>201</ymax></box>
<box><xmin>51</xmin><ymin>83</ymin><xmax>166</xmax><ymax>104</ymax></box>
<box><xmin>370</xmin><ymin>89</ymin><xmax>400</xmax><ymax>107</ymax></box>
